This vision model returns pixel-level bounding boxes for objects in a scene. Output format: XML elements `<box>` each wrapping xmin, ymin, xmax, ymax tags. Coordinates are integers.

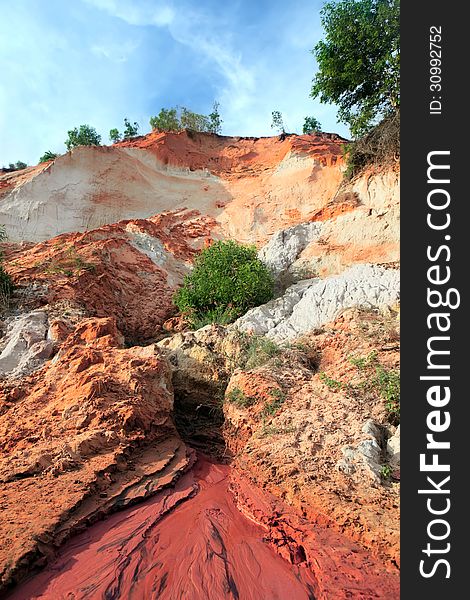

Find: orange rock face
<box><xmin>0</xmin><ymin>132</ymin><xmax>400</xmax><ymax>597</ymax></box>
<box><xmin>115</xmin><ymin>130</ymin><xmax>346</xmax><ymax>177</ymax></box>
<box><xmin>3</xmin><ymin>209</ymin><xmax>216</xmax><ymax>342</ymax></box>
<box><xmin>8</xmin><ymin>456</ymin><xmax>399</xmax><ymax>600</ymax></box>
<box><xmin>0</xmin><ymin>317</ymin><xmax>193</xmax><ymax>591</ymax></box>
<box><xmin>224</xmin><ymin>308</ymin><xmax>400</xmax><ymax>568</ymax></box>
<box><xmin>0</xmin><ymin>132</ymin><xmax>347</xmax><ymax>246</ymax></box>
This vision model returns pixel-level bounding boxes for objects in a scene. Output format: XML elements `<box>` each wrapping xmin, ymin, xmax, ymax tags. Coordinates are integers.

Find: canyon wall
<box><xmin>0</xmin><ymin>132</ymin><xmax>400</xmax><ymax>597</ymax></box>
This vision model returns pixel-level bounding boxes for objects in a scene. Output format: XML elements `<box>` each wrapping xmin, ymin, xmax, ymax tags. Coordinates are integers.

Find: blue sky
<box><xmin>0</xmin><ymin>0</ymin><xmax>349</xmax><ymax>167</ymax></box>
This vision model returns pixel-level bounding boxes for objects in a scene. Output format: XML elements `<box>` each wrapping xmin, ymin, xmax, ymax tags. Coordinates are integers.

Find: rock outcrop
<box><xmin>236</xmin><ymin>263</ymin><xmax>400</xmax><ymax>342</ymax></box>
<box><xmin>0</xmin><ymin>311</ymin><xmax>54</xmax><ymax>378</ymax></box>
<box><xmin>1</xmin><ymin>132</ymin><xmax>346</xmax><ymax>245</ymax></box>
<box><xmin>2</xmin><ymin>209</ymin><xmax>217</xmax><ymax>342</ymax></box>
<box><xmin>224</xmin><ymin>308</ymin><xmax>400</xmax><ymax>567</ymax></box>
<box><xmin>259</xmin><ymin>166</ymin><xmax>399</xmax><ymax>280</ymax></box>
<box><xmin>8</xmin><ymin>456</ymin><xmax>399</xmax><ymax>600</ymax></box>
<box><xmin>0</xmin><ymin>131</ymin><xmax>400</xmax><ymax>596</ymax></box>
<box><xmin>0</xmin><ymin>317</ymin><xmax>193</xmax><ymax>590</ymax></box>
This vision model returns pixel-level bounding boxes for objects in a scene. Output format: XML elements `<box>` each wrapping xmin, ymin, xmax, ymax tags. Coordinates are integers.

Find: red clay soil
<box><xmin>0</xmin><ymin>317</ymin><xmax>194</xmax><ymax>592</ymax></box>
<box><xmin>115</xmin><ymin>130</ymin><xmax>347</xmax><ymax>178</ymax></box>
<box><xmin>2</xmin><ymin>209</ymin><xmax>217</xmax><ymax>341</ymax></box>
<box><xmin>7</xmin><ymin>455</ymin><xmax>398</xmax><ymax>600</ymax></box>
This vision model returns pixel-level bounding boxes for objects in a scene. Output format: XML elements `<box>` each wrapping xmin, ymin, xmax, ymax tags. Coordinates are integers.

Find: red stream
<box><xmin>9</xmin><ymin>458</ymin><xmax>319</xmax><ymax>600</ymax></box>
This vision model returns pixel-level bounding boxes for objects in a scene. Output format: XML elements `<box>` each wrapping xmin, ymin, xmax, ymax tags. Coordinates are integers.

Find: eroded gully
<box><xmin>8</xmin><ymin>454</ymin><xmax>320</xmax><ymax>600</ymax></box>
<box><xmin>7</xmin><ymin>388</ymin><xmax>400</xmax><ymax>600</ymax></box>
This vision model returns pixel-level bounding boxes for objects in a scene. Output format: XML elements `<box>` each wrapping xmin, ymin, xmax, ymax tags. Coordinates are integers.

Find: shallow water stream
<box><xmin>9</xmin><ymin>457</ymin><xmax>318</xmax><ymax>600</ymax></box>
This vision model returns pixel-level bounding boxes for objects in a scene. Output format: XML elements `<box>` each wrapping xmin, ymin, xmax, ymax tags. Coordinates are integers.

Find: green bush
<box><xmin>150</xmin><ymin>108</ymin><xmax>181</xmax><ymax>132</ymax></box>
<box><xmin>65</xmin><ymin>125</ymin><xmax>101</xmax><ymax>151</ymax></box>
<box><xmin>150</xmin><ymin>103</ymin><xmax>223</xmax><ymax>134</ymax></box>
<box><xmin>174</xmin><ymin>240</ymin><xmax>274</xmax><ymax>327</ymax></box>
<box><xmin>39</xmin><ymin>151</ymin><xmax>58</xmax><ymax>163</ymax></box>
<box><xmin>109</xmin><ymin>128</ymin><xmax>121</xmax><ymax>143</ymax></box>
<box><xmin>189</xmin><ymin>306</ymin><xmax>237</xmax><ymax>330</ymax></box>
<box><xmin>180</xmin><ymin>107</ymin><xmax>210</xmax><ymax>132</ymax></box>
<box><xmin>0</xmin><ymin>266</ymin><xmax>14</xmax><ymax>300</ymax></box>
<box><xmin>303</xmin><ymin>116</ymin><xmax>322</xmax><ymax>134</ymax></box>
<box><xmin>123</xmin><ymin>118</ymin><xmax>139</xmax><ymax>139</ymax></box>
<box><xmin>6</xmin><ymin>161</ymin><xmax>27</xmax><ymax>171</ymax></box>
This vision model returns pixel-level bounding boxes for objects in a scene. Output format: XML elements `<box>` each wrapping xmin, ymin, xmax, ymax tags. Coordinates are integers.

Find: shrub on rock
<box><xmin>174</xmin><ymin>240</ymin><xmax>274</xmax><ymax>327</ymax></box>
<box><xmin>39</xmin><ymin>150</ymin><xmax>58</xmax><ymax>163</ymax></box>
<box><xmin>65</xmin><ymin>125</ymin><xmax>101</xmax><ymax>151</ymax></box>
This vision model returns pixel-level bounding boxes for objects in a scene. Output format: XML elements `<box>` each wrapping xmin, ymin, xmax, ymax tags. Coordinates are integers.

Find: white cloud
<box><xmin>0</xmin><ymin>1</ymin><xmax>348</xmax><ymax>166</ymax></box>
<box><xmin>83</xmin><ymin>0</ymin><xmax>175</xmax><ymax>27</ymax></box>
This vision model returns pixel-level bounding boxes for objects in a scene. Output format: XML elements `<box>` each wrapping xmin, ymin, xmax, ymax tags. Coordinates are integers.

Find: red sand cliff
<box><xmin>0</xmin><ymin>132</ymin><xmax>400</xmax><ymax>598</ymax></box>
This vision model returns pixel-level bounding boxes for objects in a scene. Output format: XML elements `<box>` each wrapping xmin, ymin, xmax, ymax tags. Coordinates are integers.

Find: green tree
<box><xmin>7</xmin><ymin>161</ymin><xmax>27</xmax><ymax>171</ymax></box>
<box><xmin>65</xmin><ymin>125</ymin><xmax>102</xmax><ymax>151</ymax></box>
<box><xmin>149</xmin><ymin>108</ymin><xmax>181</xmax><ymax>132</ymax></box>
<box><xmin>109</xmin><ymin>128</ymin><xmax>121</xmax><ymax>143</ymax></box>
<box><xmin>311</xmin><ymin>0</ymin><xmax>399</xmax><ymax>137</ymax></box>
<box><xmin>271</xmin><ymin>111</ymin><xmax>285</xmax><ymax>134</ymax></box>
<box><xmin>180</xmin><ymin>107</ymin><xmax>211</xmax><ymax>132</ymax></box>
<box><xmin>39</xmin><ymin>151</ymin><xmax>58</xmax><ymax>163</ymax></box>
<box><xmin>150</xmin><ymin>105</ymin><xmax>223</xmax><ymax>134</ymax></box>
<box><xmin>303</xmin><ymin>116</ymin><xmax>322</xmax><ymax>134</ymax></box>
<box><xmin>123</xmin><ymin>118</ymin><xmax>139</xmax><ymax>139</ymax></box>
<box><xmin>174</xmin><ymin>240</ymin><xmax>274</xmax><ymax>327</ymax></box>
<box><xmin>208</xmin><ymin>101</ymin><xmax>223</xmax><ymax>134</ymax></box>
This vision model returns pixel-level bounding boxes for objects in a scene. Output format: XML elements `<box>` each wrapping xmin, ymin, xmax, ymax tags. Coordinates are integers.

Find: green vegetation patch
<box><xmin>38</xmin><ymin>246</ymin><xmax>96</xmax><ymax>278</ymax></box>
<box><xmin>226</xmin><ymin>387</ymin><xmax>256</xmax><ymax>408</ymax></box>
<box><xmin>320</xmin><ymin>350</ymin><xmax>400</xmax><ymax>424</ymax></box>
<box><xmin>174</xmin><ymin>240</ymin><xmax>274</xmax><ymax>329</ymax></box>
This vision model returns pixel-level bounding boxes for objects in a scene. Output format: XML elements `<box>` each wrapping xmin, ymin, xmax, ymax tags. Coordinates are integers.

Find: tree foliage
<box><xmin>311</xmin><ymin>0</ymin><xmax>399</xmax><ymax>137</ymax></box>
<box><xmin>39</xmin><ymin>151</ymin><xmax>58</xmax><ymax>163</ymax></box>
<box><xmin>180</xmin><ymin>107</ymin><xmax>210</xmax><ymax>132</ymax></box>
<box><xmin>65</xmin><ymin>125</ymin><xmax>102</xmax><ymax>151</ymax></box>
<box><xmin>208</xmin><ymin>101</ymin><xmax>223</xmax><ymax>134</ymax></box>
<box><xmin>5</xmin><ymin>161</ymin><xmax>27</xmax><ymax>171</ymax></box>
<box><xmin>123</xmin><ymin>118</ymin><xmax>139</xmax><ymax>139</ymax></box>
<box><xmin>149</xmin><ymin>108</ymin><xmax>180</xmax><ymax>132</ymax></box>
<box><xmin>174</xmin><ymin>240</ymin><xmax>274</xmax><ymax>327</ymax></box>
<box><xmin>109</xmin><ymin>119</ymin><xmax>140</xmax><ymax>143</ymax></box>
<box><xmin>271</xmin><ymin>111</ymin><xmax>285</xmax><ymax>134</ymax></box>
<box><xmin>149</xmin><ymin>103</ymin><xmax>223</xmax><ymax>134</ymax></box>
<box><xmin>303</xmin><ymin>116</ymin><xmax>322</xmax><ymax>134</ymax></box>
<box><xmin>109</xmin><ymin>128</ymin><xmax>121</xmax><ymax>143</ymax></box>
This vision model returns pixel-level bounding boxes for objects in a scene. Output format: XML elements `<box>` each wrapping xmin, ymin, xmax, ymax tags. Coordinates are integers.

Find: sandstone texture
<box><xmin>0</xmin><ymin>316</ymin><xmax>194</xmax><ymax>590</ymax></box>
<box><xmin>225</xmin><ymin>308</ymin><xmax>401</xmax><ymax>567</ymax></box>
<box><xmin>152</xmin><ymin>308</ymin><xmax>400</xmax><ymax>569</ymax></box>
<box><xmin>0</xmin><ymin>310</ymin><xmax>54</xmax><ymax>378</ymax></box>
<box><xmin>1</xmin><ymin>132</ymin><xmax>345</xmax><ymax>245</ymax></box>
<box><xmin>2</xmin><ymin>208</ymin><xmax>217</xmax><ymax>342</ymax></box>
<box><xmin>0</xmin><ymin>132</ymin><xmax>400</xmax><ymax>597</ymax></box>
<box><xmin>236</xmin><ymin>263</ymin><xmax>400</xmax><ymax>342</ymax></box>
